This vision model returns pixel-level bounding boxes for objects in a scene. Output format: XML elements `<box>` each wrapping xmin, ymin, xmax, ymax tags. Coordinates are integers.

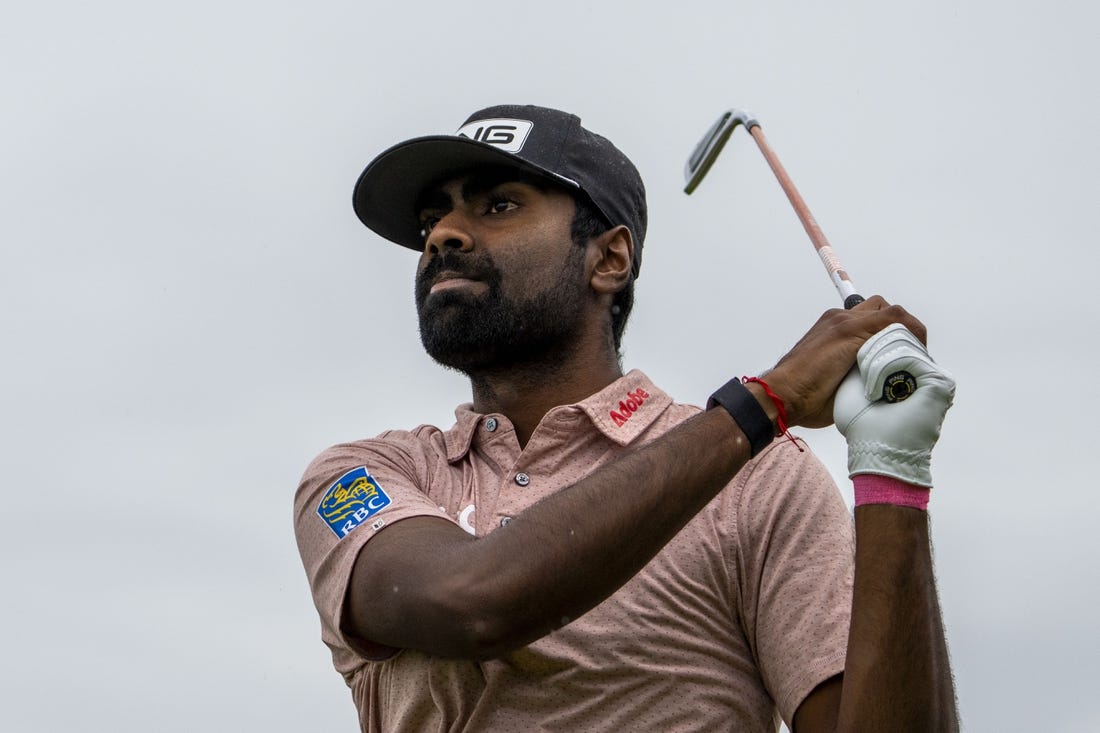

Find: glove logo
<box><xmin>317</xmin><ymin>466</ymin><xmax>392</xmax><ymax>539</ymax></box>
<box><xmin>883</xmin><ymin>371</ymin><xmax>917</xmax><ymax>403</ymax></box>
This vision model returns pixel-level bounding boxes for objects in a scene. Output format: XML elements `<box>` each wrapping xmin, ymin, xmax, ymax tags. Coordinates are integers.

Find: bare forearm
<box><xmin>837</xmin><ymin>506</ymin><xmax>958</xmax><ymax>731</ymax></box>
<box><xmin>356</xmin><ymin>407</ymin><xmax>752</xmax><ymax>658</ymax></box>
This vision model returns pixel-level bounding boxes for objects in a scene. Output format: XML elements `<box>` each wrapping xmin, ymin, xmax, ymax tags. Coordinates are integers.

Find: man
<box><xmin>294</xmin><ymin>104</ymin><xmax>959</xmax><ymax>732</ymax></box>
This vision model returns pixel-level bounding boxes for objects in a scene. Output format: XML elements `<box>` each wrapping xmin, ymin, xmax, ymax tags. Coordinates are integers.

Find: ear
<box><xmin>587</xmin><ymin>225</ymin><xmax>634</xmax><ymax>296</ymax></box>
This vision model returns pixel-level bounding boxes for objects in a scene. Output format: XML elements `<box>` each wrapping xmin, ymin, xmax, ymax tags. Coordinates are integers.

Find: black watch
<box><xmin>707</xmin><ymin>378</ymin><xmax>774</xmax><ymax>457</ymax></box>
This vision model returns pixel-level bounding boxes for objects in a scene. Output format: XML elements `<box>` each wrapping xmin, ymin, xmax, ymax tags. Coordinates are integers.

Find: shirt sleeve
<box><xmin>732</xmin><ymin>437</ymin><xmax>855</xmax><ymax>726</ymax></box>
<box><xmin>293</xmin><ymin>435</ymin><xmax>459</xmax><ymax>672</ymax></box>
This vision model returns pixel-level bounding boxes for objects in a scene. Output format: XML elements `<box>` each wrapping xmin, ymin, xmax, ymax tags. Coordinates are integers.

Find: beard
<box><xmin>415</xmin><ymin>246</ymin><xmax>587</xmax><ymax>375</ymax></box>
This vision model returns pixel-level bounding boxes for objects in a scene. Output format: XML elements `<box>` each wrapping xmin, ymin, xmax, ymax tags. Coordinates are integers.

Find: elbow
<box><xmin>345</xmin><ymin>567</ymin><xmax>540</xmax><ymax>660</ymax></box>
<box><xmin>426</xmin><ymin>572</ymin><xmax>542</xmax><ymax>660</ymax></box>
<box><xmin>447</xmin><ymin>613</ymin><xmax>518</xmax><ymax>661</ymax></box>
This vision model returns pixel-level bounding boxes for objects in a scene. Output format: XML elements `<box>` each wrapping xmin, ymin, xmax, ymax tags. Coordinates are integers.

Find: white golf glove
<box><xmin>834</xmin><ymin>324</ymin><xmax>956</xmax><ymax>488</ymax></box>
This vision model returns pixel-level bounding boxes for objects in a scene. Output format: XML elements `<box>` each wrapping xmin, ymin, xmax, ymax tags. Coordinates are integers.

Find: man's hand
<box><xmin>835</xmin><ymin>324</ymin><xmax>956</xmax><ymax>487</ymax></box>
<box><xmin>763</xmin><ymin>296</ymin><xmax>927</xmax><ymax>428</ymax></box>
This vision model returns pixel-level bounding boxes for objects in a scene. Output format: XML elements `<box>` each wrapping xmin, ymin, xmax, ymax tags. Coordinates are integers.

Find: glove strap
<box><xmin>708</xmin><ymin>378</ymin><xmax>774</xmax><ymax>457</ymax></box>
<box><xmin>853</xmin><ymin>474</ymin><xmax>930</xmax><ymax>511</ymax></box>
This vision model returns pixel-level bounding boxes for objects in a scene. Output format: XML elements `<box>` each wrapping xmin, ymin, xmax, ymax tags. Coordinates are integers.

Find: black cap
<box><xmin>352</xmin><ymin>104</ymin><xmax>648</xmax><ymax>277</ymax></box>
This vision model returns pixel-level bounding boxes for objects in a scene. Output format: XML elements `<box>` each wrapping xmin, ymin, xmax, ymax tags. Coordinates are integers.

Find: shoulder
<box><xmin>304</xmin><ymin>425</ymin><xmax>444</xmax><ymax>475</ymax></box>
<box><xmin>728</xmin><ymin>435</ymin><xmax>853</xmax><ymax>557</ymax></box>
<box><xmin>739</xmin><ymin>435</ymin><xmax>837</xmax><ymax>489</ymax></box>
<box><xmin>292</xmin><ymin>423</ymin><xmax>466</xmax><ymax>566</ymax></box>
<box><xmin>294</xmin><ymin>425</ymin><xmax>451</xmax><ymax>513</ymax></box>
<box><xmin>736</xmin><ymin>436</ymin><xmax>847</xmax><ymax>510</ymax></box>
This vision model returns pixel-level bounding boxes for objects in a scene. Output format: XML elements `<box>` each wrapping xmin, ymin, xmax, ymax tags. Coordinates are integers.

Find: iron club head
<box><xmin>683</xmin><ymin>109</ymin><xmax>758</xmax><ymax>194</ymax></box>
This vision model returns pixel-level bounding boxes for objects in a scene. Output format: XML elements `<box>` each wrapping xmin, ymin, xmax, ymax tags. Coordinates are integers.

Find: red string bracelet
<box><xmin>742</xmin><ymin>377</ymin><xmax>804</xmax><ymax>452</ymax></box>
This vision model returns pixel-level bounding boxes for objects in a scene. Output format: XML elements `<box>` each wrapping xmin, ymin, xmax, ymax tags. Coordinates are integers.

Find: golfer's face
<box><xmin>414</xmin><ymin>171</ymin><xmax>578</xmax><ymax>306</ymax></box>
<box><xmin>412</xmin><ymin>170</ymin><xmax>588</xmax><ymax>373</ymax></box>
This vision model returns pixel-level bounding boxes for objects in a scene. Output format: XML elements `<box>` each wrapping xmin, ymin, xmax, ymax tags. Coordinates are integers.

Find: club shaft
<box><xmin>747</xmin><ymin>125</ymin><xmax>860</xmax><ymax>306</ymax></box>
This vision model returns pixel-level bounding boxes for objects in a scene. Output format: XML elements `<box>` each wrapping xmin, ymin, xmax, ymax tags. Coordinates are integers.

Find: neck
<box><xmin>469</xmin><ymin>344</ymin><xmax>623</xmax><ymax>448</ymax></box>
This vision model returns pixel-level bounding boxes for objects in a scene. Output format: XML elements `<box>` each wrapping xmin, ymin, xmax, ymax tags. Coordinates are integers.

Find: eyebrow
<box><xmin>462</xmin><ymin>170</ymin><xmax>549</xmax><ymax>198</ymax></box>
<box><xmin>414</xmin><ymin>169</ymin><xmax>552</xmax><ymax>215</ymax></box>
<box><xmin>415</xmin><ymin>187</ymin><xmax>452</xmax><ymax>216</ymax></box>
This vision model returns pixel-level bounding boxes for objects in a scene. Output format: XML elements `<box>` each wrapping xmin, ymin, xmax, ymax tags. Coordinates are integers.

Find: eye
<box><xmin>486</xmin><ymin>196</ymin><xmax>518</xmax><ymax>215</ymax></box>
<box><xmin>418</xmin><ymin>216</ymin><xmax>440</xmax><ymax>239</ymax></box>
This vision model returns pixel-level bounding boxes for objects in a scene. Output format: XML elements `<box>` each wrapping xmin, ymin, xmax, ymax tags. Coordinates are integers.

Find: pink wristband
<box><xmin>853</xmin><ymin>474</ymin><xmax>930</xmax><ymax>511</ymax></box>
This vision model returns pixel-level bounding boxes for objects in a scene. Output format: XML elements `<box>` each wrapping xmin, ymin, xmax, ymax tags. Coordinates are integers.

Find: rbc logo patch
<box><xmin>317</xmin><ymin>467</ymin><xmax>392</xmax><ymax>539</ymax></box>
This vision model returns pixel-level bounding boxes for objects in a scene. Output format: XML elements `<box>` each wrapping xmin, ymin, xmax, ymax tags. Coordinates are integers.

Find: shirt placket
<box><xmin>470</xmin><ymin>414</ymin><xmax>525</xmax><ymax>536</ymax></box>
<box><xmin>490</xmin><ymin>411</ymin><xmax>589</xmax><ymax>530</ymax></box>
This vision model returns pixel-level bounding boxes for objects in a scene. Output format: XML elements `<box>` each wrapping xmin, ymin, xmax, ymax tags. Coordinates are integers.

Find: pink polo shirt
<box><xmin>294</xmin><ymin>370</ymin><xmax>853</xmax><ymax>732</ymax></box>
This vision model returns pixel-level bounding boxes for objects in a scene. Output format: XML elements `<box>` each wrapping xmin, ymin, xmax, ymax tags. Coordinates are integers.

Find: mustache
<box><xmin>415</xmin><ymin>252</ymin><xmax>500</xmax><ymax>299</ymax></box>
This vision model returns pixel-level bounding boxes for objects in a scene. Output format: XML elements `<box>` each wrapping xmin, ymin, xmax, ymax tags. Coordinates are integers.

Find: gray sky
<box><xmin>3</xmin><ymin>1</ymin><xmax>1097</xmax><ymax>730</ymax></box>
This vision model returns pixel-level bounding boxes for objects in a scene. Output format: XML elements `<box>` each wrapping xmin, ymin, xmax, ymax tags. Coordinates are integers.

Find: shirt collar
<box><xmin>441</xmin><ymin>370</ymin><xmax>672</xmax><ymax>461</ymax></box>
<box><xmin>443</xmin><ymin>407</ymin><xmax>484</xmax><ymax>462</ymax></box>
<box><xmin>576</xmin><ymin>369</ymin><xmax>671</xmax><ymax>446</ymax></box>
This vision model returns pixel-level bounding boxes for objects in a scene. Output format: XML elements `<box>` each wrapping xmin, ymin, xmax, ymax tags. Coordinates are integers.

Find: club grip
<box><xmin>844</xmin><ymin>292</ymin><xmax>916</xmax><ymax>403</ymax></box>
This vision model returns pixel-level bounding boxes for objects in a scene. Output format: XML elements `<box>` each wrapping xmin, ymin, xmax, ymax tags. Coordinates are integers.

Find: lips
<box><xmin>416</xmin><ymin>254</ymin><xmax>499</xmax><ymax>309</ymax></box>
<box><xmin>430</xmin><ymin>272</ymin><xmax>480</xmax><ymax>294</ymax></box>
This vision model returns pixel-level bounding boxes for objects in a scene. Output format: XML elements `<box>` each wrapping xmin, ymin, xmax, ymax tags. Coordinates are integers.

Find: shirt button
<box><xmin>514</xmin><ymin>472</ymin><xmax>530</xmax><ymax>487</ymax></box>
<box><xmin>500</xmin><ymin>516</ymin><xmax>512</xmax><ymax>527</ymax></box>
<box><xmin>485</xmin><ymin>417</ymin><xmax>498</xmax><ymax>432</ymax></box>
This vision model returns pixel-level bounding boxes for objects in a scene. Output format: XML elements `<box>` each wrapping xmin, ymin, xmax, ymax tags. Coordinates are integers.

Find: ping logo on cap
<box><xmin>317</xmin><ymin>466</ymin><xmax>392</xmax><ymax>539</ymax></box>
<box><xmin>456</xmin><ymin>118</ymin><xmax>534</xmax><ymax>153</ymax></box>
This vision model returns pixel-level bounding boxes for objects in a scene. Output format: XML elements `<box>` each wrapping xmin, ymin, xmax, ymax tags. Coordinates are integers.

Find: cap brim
<box><xmin>352</xmin><ymin>136</ymin><xmax>577</xmax><ymax>251</ymax></box>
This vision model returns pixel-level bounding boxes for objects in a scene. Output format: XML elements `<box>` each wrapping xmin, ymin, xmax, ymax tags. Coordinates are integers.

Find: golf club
<box><xmin>684</xmin><ymin>108</ymin><xmax>916</xmax><ymax>403</ymax></box>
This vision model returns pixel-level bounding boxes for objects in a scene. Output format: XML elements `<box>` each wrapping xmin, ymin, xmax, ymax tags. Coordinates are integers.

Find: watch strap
<box><xmin>707</xmin><ymin>378</ymin><xmax>775</xmax><ymax>457</ymax></box>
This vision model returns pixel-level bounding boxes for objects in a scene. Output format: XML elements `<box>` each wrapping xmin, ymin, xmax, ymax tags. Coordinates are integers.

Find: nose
<box><xmin>424</xmin><ymin>210</ymin><xmax>475</xmax><ymax>257</ymax></box>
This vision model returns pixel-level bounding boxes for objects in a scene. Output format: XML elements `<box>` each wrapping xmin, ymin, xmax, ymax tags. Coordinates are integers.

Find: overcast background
<box><xmin>3</xmin><ymin>1</ymin><xmax>1097</xmax><ymax>731</ymax></box>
